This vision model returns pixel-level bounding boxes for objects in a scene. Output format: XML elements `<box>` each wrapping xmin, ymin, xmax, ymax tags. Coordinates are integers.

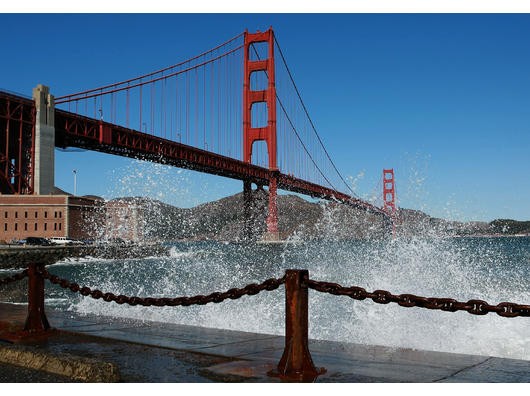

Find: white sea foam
<box><xmin>64</xmin><ymin>235</ymin><xmax>530</xmax><ymax>361</ymax></box>
<box><xmin>168</xmin><ymin>246</ymin><xmax>206</xmax><ymax>259</ymax></box>
<box><xmin>60</xmin><ymin>158</ymin><xmax>530</xmax><ymax>361</ymax></box>
<box><xmin>0</xmin><ymin>268</ymin><xmax>20</xmax><ymax>273</ymax></box>
<box><xmin>49</xmin><ymin>256</ymin><xmax>117</xmax><ymax>267</ymax></box>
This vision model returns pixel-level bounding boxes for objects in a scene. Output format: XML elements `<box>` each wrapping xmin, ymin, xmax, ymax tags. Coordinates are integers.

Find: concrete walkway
<box><xmin>0</xmin><ymin>303</ymin><xmax>528</xmax><ymax>382</ymax></box>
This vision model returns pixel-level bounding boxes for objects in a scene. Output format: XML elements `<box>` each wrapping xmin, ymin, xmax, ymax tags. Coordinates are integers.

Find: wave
<box><xmin>168</xmin><ymin>246</ymin><xmax>207</xmax><ymax>259</ymax></box>
<box><xmin>48</xmin><ymin>256</ymin><xmax>117</xmax><ymax>267</ymax></box>
<box><xmin>53</xmin><ymin>237</ymin><xmax>530</xmax><ymax>361</ymax></box>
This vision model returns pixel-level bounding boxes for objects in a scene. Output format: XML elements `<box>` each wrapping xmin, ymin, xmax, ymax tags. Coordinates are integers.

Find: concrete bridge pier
<box><xmin>262</xmin><ymin>176</ymin><xmax>280</xmax><ymax>242</ymax></box>
<box><xmin>243</xmin><ymin>180</ymin><xmax>253</xmax><ymax>240</ymax></box>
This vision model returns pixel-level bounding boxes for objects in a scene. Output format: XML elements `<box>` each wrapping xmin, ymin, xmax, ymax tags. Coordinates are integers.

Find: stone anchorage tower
<box><xmin>242</xmin><ymin>28</ymin><xmax>279</xmax><ymax>241</ymax></box>
<box><xmin>32</xmin><ymin>84</ymin><xmax>55</xmax><ymax>195</ymax></box>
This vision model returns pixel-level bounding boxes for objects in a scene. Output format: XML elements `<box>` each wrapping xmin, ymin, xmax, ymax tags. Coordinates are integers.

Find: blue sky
<box><xmin>1</xmin><ymin>13</ymin><xmax>529</xmax><ymax>222</ymax></box>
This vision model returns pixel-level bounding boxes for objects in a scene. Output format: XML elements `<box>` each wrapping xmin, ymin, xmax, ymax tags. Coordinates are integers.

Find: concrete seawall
<box><xmin>0</xmin><ymin>244</ymin><xmax>170</xmax><ymax>303</ymax></box>
<box><xmin>0</xmin><ymin>244</ymin><xmax>170</xmax><ymax>270</ymax></box>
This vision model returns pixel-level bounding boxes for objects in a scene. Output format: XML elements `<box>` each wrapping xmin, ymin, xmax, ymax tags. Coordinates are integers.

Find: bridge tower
<box><xmin>383</xmin><ymin>168</ymin><xmax>397</xmax><ymax>234</ymax></box>
<box><xmin>243</xmin><ymin>28</ymin><xmax>279</xmax><ymax>241</ymax></box>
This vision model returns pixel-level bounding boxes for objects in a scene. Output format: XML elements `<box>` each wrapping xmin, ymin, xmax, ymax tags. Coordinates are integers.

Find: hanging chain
<box><xmin>22</xmin><ymin>266</ymin><xmax>528</xmax><ymax>318</ymax></box>
<box><xmin>306</xmin><ymin>279</ymin><xmax>530</xmax><ymax>318</ymax></box>
<box><xmin>39</xmin><ymin>267</ymin><xmax>285</xmax><ymax>307</ymax></box>
<box><xmin>0</xmin><ymin>269</ymin><xmax>28</xmax><ymax>286</ymax></box>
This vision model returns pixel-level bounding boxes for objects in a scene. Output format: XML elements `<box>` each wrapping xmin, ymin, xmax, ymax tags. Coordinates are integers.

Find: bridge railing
<box><xmin>1</xmin><ymin>264</ymin><xmax>529</xmax><ymax>381</ymax></box>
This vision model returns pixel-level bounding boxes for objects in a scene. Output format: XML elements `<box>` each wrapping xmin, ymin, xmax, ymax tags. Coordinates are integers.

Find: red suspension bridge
<box><xmin>0</xmin><ymin>28</ymin><xmax>394</xmax><ymax>239</ymax></box>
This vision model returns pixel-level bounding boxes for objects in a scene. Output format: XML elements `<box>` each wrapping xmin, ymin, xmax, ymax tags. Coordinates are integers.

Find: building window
<box><xmin>15</xmin><ymin>212</ymin><xmax>18</xmax><ymax>219</ymax></box>
<box><xmin>14</xmin><ymin>223</ymin><xmax>18</xmax><ymax>231</ymax></box>
<box><xmin>54</xmin><ymin>223</ymin><xmax>57</xmax><ymax>231</ymax></box>
<box><xmin>35</xmin><ymin>211</ymin><xmax>38</xmax><ymax>218</ymax></box>
<box><xmin>4</xmin><ymin>224</ymin><xmax>6</xmax><ymax>231</ymax></box>
<box><xmin>25</xmin><ymin>211</ymin><xmax>28</xmax><ymax>218</ymax></box>
<box><xmin>59</xmin><ymin>212</ymin><xmax>62</xmax><ymax>218</ymax></box>
<box><xmin>24</xmin><ymin>223</ymin><xmax>28</xmax><ymax>231</ymax></box>
<box><xmin>54</xmin><ymin>211</ymin><xmax>57</xmax><ymax>218</ymax></box>
<box><xmin>59</xmin><ymin>223</ymin><xmax>62</xmax><ymax>231</ymax></box>
<box><xmin>44</xmin><ymin>223</ymin><xmax>47</xmax><ymax>231</ymax></box>
<box><xmin>4</xmin><ymin>212</ymin><xmax>7</xmax><ymax>219</ymax></box>
<box><xmin>45</xmin><ymin>212</ymin><xmax>48</xmax><ymax>218</ymax></box>
<box><xmin>34</xmin><ymin>223</ymin><xmax>37</xmax><ymax>231</ymax></box>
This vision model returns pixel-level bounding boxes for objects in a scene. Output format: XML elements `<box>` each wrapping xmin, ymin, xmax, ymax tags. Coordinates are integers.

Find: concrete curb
<box><xmin>0</xmin><ymin>344</ymin><xmax>120</xmax><ymax>382</ymax></box>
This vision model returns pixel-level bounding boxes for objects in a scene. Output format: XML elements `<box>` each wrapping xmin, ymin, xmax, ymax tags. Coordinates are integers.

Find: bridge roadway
<box><xmin>55</xmin><ymin>108</ymin><xmax>384</xmax><ymax>215</ymax></box>
<box><xmin>1</xmin><ymin>89</ymin><xmax>386</xmax><ymax>216</ymax></box>
<box><xmin>0</xmin><ymin>302</ymin><xmax>528</xmax><ymax>382</ymax></box>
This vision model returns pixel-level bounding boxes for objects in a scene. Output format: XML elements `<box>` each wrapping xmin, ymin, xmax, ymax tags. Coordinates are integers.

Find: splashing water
<box><xmin>40</xmin><ymin>158</ymin><xmax>529</xmax><ymax>361</ymax></box>
<box><xmin>45</xmin><ymin>235</ymin><xmax>530</xmax><ymax>361</ymax></box>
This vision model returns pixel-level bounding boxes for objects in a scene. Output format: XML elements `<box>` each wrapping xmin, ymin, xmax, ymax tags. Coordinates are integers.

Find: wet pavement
<box><xmin>0</xmin><ymin>302</ymin><xmax>529</xmax><ymax>382</ymax></box>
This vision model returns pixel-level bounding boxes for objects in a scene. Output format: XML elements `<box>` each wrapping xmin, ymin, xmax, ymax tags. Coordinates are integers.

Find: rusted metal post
<box><xmin>269</xmin><ymin>269</ymin><xmax>326</xmax><ymax>381</ymax></box>
<box><xmin>24</xmin><ymin>263</ymin><xmax>50</xmax><ymax>332</ymax></box>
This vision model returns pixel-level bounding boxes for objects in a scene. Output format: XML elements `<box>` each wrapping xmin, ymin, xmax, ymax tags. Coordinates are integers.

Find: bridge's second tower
<box><xmin>383</xmin><ymin>168</ymin><xmax>397</xmax><ymax>234</ymax></box>
<box><xmin>243</xmin><ymin>28</ymin><xmax>279</xmax><ymax>240</ymax></box>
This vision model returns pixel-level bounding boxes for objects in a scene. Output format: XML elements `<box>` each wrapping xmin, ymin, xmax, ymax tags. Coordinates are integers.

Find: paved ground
<box><xmin>0</xmin><ymin>302</ymin><xmax>529</xmax><ymax>383</ymax></box>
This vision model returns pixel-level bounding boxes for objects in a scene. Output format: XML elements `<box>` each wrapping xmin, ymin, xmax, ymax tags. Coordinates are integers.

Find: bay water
<box><xmin>43</xmin><ymin>235</ymin><xmax>530</xmax><ymax>361</ymax></box>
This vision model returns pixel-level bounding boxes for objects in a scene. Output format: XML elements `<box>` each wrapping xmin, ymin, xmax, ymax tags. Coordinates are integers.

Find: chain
<box><xmin>0</xmin><ymin>269</ymin><xmax>28</xmax><ymax>286</ymax></box>
<box><xmin>306</xmin><ymin>279</ymin><xmax>530</xmax><ymax>318</ymax></box>
<box><xmin>39</xmin><ymin>268</ymin><xmax>286</xmax><ymax>307</ymax></box>
<box><xmin>24</xmin><ymin>267</ymin><xmax>529</xmax><ymax>318</ymax></box>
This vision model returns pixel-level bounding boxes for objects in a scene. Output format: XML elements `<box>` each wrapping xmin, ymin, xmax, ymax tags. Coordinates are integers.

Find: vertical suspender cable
<box><xmin>186</xmin><ymin>68</ymin><xmax>190</xmax><ymax>144</ymax></box>
<box><xmin>150</xmin><ymin>82</ymin><xmax>154</xmax><ymax>134</ymax></box>
<box><xmin>175</xmin><ymin>74</ymin><xmax>179</xmax><ymax>141</ymax></box>
<box><xmin>126</xmin><ymin>86</ymin><xmax>130</xmax><ymax>128</ymax></box>
<box><xmin>195</xmin><ymin>67</ymin><xmax>198</xmax><ymax>148</ymax></box>
<box><xmin>203</xmin><ymin>62</ymin><xmax>206</xmax><ymax>150</ymax></box>
<box><xmin>210</xmin><ymin>57</ymin><xmax>214</xmax><ymax>152</ymax></box>
<box><xmin>139</xmin><ymin>83</ymin><xmax>143</xmax><ymax>131</ymax></box>
<box><xmin>217</xmin><ymin>56</ymin><xmax>221</xmax><ymax>155</ymax></box>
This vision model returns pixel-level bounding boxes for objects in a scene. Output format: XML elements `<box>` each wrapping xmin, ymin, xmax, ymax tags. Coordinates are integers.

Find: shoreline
<box><xmin>0</xmin><ymin>243</ymin><xmax>170</xmax><ymax>270</ymax></box>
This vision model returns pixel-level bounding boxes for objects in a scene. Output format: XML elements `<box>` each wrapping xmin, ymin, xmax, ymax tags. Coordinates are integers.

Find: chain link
<box><xmin>30</xmin><ymin>267</ymin><xmax>529</xmax><ymax>318</ymax></box>
<box><xmin>0</xmin><ymin>269</ymin><xmax>28</xmax><ymax>286</ymax></box>
<box><xmin>39</xmin><ymin>268</ymin><xmax>286</xmax><ymax>307</ymax></box>
<box><xmin>306</xmin><ymin>279</ymin><xmax>530</xmax><ymax>318</ymax></box>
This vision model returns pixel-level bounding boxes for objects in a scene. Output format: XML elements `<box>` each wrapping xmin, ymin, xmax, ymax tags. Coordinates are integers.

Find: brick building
<box><xmin>0</xmin><ymin>194</ymin><xmax>105</xmax><ymax>242</ymax></box>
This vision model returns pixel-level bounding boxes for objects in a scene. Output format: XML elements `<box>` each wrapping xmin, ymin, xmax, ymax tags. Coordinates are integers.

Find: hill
<box><xmin>107</xmin><ymin>193</ymin><xmax>529</xmax><ymax>241</ymax></box>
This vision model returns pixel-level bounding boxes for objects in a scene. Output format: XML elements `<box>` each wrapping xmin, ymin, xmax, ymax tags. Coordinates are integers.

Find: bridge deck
<box><xmin>55</xmin><ymin>108</ymin><xmax>384</xmax><ymax>215</ymax></box>
<box><xmin>0</xmin><ymin>90</ymin><xmax>387</xmax><ymax>217</ymax></box>
<box><xmin>0</xmin><ymin>303</ymin><xmax>527</xmax><ymax>382</ymax></box>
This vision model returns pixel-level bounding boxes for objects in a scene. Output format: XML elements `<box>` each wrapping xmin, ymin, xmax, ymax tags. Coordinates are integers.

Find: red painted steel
<box><xmin>0</xmin><ymin>89</ymin><xmax>388</xmax><ymax>221</ymax></box>
<box><xmin>54</xmin><ymin>108</ymin><xmax>387</xmax><ymax>216</ymax></box>
<box><xmin>0</xmin><ymin>92</ymin><xmax>35</xmax><ymax>195</ymax></box>
<box><xmin>55</xmin><ymin>109</ymin><xmax>271</xmax><ymax>185</ymax></box>
<box><xmin>243</xmin><ymin>29</ymin><xmax>277</xmax><ymax>170</ymax></box>
<box><xmin>383</xmin><ymin>168</ymin><xmax>396</xmax><ymax>215</ymax></box>
<box><xmin>243</xmin><ymin>28</ymin><xmax>279</xmax><ymax>233</ymax></box>
<box><xmin>383</xmin><ymin>168</ymin><xmax>398</xmax><ymax>234</ymax></box>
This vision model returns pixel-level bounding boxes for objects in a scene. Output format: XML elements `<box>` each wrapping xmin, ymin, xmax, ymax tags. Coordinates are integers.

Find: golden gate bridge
<box><xmin>0</xmin><ymin>27</ymin><xmax>397</xmax><ymax>239</ymax></box>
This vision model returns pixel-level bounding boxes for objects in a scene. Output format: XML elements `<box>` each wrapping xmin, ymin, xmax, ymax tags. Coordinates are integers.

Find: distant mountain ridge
<box><xmin>108</xmin><ymin>193</ymin><xmax>529</xmax><ymax>241</ymax></box>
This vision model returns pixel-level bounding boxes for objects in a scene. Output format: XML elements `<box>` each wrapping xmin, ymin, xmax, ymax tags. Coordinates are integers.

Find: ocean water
<box><xmin>43</xmin><ymin>235</ymin><xmax>530</xmax><ymax>361</ymax></box>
